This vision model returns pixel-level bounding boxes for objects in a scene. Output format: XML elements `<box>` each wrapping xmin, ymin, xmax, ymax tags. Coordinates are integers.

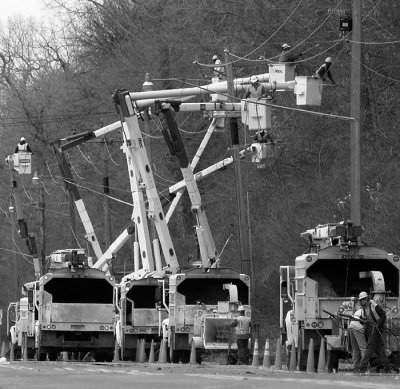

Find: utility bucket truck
<box><xmin>35</xmin><ymin>249</ymin><xmax>117</xmax><ymax>361</ymax></box>
<box><xmin>155</xmin><ymin>98</ymin><xmax>254</xmax><ymax>363</ymax></box>
<box><xmin>280</xmin><ymin>221</ymin><xmax>400</xmax><ymax>371</ymax></box>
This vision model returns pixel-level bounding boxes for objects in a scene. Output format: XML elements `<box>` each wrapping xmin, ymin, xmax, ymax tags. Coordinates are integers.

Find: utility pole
<box><xmin>350</xmin><ymin>0</ymin><xmax>361</xmax><ymax>229</ymax></box>
<box><xmin>9</xmin><ymin>197</ymin><xmax>19</xmax><ymax>300</ymax></box>
<box><xmin>38</xmin><ymin>185</ymin><xmax>46</xmax><ymax>274</ymax></box>
<box><xmin>224</xmin><ymin>48</ymin><xmax>249</xmax><ymax>275</ymax></box>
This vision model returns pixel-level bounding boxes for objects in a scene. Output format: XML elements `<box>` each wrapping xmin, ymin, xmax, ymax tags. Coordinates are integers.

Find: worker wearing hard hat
<box><xmin>357</xmin><ymin>291</ymin><xmax>391</xmax><ymax>373</ymax></box>
<box><xmin>279</xmin><ymin>43</ymin><xmax>302</xmax><ymax>63</ymax></box>
<box><xmin>313</xmin><ymin>57</ymin><xmax>336</xmax><ymax>85</ymax></box>
<box><xmin>15</xmin><ymin>137</ymin><xmax>32</xmax><ymax>153</ymax></box>
<box><xmin>348</xmin><ymin>307</ymin><xmax>366</xmax><ymax>372</ymax></box>
<box><xmin>226</xmin><ymin>305</ymin><xmax>251</xmax><ymax>364</ymax></box>
<box><xmin>243</xmin><ymin>75</ymin><xmax>269</xmax><ymax>99</ymax></box>
<box><xmin>212</xmin><ymin>54</ymin><xmax>226</xmax><ymax>79</ymax></box>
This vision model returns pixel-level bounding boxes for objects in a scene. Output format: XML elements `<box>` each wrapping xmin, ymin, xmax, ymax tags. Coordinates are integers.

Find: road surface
<box><xmin>0</xmin><ymin>361</ymin><xmax>399</xmax><ymax>389</ymax></box>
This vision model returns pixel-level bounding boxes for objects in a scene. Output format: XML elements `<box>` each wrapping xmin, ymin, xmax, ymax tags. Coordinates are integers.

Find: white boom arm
<box><xmin>112</xmin><ymin>91</ymin><xmax>180</xmax><ymax>281</ymax></box>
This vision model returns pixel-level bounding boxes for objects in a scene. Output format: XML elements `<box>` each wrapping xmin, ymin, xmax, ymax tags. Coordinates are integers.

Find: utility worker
<box><xmin>348</xmin><ymin>307</ymin><xmax>367</xmax><ymax>372</ymax></box>
<box><xmin>243</xmin><ymin>76</ymin><xmax>269</xmax><ymax>99</ymax></box>
<box><xmin>227</xmin><ymin>305</ymin><xmax>251</xmax><ymax>365</ymax></box>
<box><xmin>358</xmin><ymin>291</ymin><xmax>390</xmax><ymax>373</ymax></box>
<box><xmin>161</xmin><ymin>317</ymin><xmax>171</xmax><ymax>362</ymax></box>
<box><xmin>15</xmin><ymin>137</ymin><xmax>32</xmax><ymax>153</ymax></box>
<box><xmin>279</xmin><ymin>43</ymin><xmax>302</xmax><ymax>63</ymax></box>
<box><xmin>212</xmin><ymin>55</ymin><xmax>226</xmax><ymax>79</ymax></box>
<box><xmin>313</xmin><ymin>57</ymin><xmax>336</xmax><ymax>85</ymax></box>
<box><xmin>253</xmin><ymin>129</ymin><xmax>273</xmax><ymax>144</ymax></box>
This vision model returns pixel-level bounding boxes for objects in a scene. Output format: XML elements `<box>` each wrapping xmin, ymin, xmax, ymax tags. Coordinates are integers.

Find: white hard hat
<box><xmin>212</xmin><ymin>55</ymin><xmax>218</xmax><ymax>61</ymax></box>
<box><xmin>282</xmin><ymin>43</ymin><xmax>290</xmax><ymax>50</ymax></box>
<box><xmin>238</xmin><ymin>305</ymin><xmax>245</xmax><ymax>311</ymax></box>
<box><xmin>250</xmin><ymin>75</ymin><xmax>259</xmax><ymax>83</ymax></box>
<box><xmin>20</xmin><ymin>137</ymin><xmax>25</xmax><ymax>141</ymax></box>
<box><xmin>358</xmin><ymin>291</ymin><xmax>369</xmax><ymax>300</ymax></box>
<box><xmin>325</xmin><ymin>57</ymin><xmax>332</xmax><ymax>63</ymax></box>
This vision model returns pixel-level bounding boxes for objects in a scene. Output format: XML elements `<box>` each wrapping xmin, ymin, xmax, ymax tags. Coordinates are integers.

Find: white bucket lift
<box><xmin>268</xmin><ymin>63</ymin><xmax>296</xmax><ymax>84</ymax></box>
<box><xmin>294</xmin><ymin>76</ymin><xmax>323</xmax><ymax>106</ymax></box>
<box><xmin>210</xmin><ymin>77</ymin><xmax>228</xmax><ymax>131</ymax></box>
<box><xmin>12</xmin><ymin>152</ymin><xmax>32</xmax><ymax>174</ymax></box>
<box><xmin>241</xmin><ymin>98</ymin><xmax>272</xmax><ymax>131</ymax></box>
<box><xmin>210</xmin><ymin>77</ymin><xmax>229</xmax><ymax>102</ymax></box>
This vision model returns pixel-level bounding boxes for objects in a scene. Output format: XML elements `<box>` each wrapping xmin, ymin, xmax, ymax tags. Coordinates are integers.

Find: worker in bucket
<box><xmin>212</xmin><ymin>55</ymin><xmax>225</xmax><ymax>79</ymax></box>
<box><xmin>15</xmin><ymin>137</ymin><xmax>32</xmax><ymax>153</ymax></box>
<box><xmin>227</xmin><ymin>305</ymin><xmax>251</xmax><ymax>365</ymax></box>
<box><xmin>243</xmin><ymin>76</ymin><xmax>269</xmax><ymax>99</ymax></box>
<box><xmin>348</xmin><ymin>307</ymin><xmax>366</xmax><ymax>372</ymax></box>
<box><xmin>313</xmin><ymin>57</ymin><xmax>336</xmax><ymax>85</ymax></box>
<box><xmin>279</xmin><ymin>43</ymin><xmax>302</xmax><ymax>63</ymax></box>
<box><xmin>357</xmin><ymin>291</ymin><xmax>391</xmax><ymax>373</ymax></box>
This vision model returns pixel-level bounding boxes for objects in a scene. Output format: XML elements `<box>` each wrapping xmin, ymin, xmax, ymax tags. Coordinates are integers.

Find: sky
<box><xmin>0</xmin><ymin>0</ymin><xmax>56</xmax><ymax>26</ymax></box>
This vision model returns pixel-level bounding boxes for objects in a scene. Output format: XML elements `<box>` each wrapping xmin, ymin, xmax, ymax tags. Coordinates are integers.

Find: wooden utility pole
<box><xmin>224</xmin><ymin>49</ymin><xmax>249</xmax><ymax>275</ymax></box>
<box><xmin>10</xmin><ymin>197</ymin><xmax>19</xmax><ymax>300</ymax></box>
<box><xmin>350</xmin><ymin>0</ymin><xmax>361</xmax><ymax>227</ymax></box>
<box><xmin>38</xmin><ymin>185</ymin><xmax>46</xmax><ymax>274</ymax></box>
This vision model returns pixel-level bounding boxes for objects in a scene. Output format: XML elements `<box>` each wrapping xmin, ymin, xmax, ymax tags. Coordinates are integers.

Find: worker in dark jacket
<box><xmin>227</xmin><ymin>305</ymin><xmax>251</xmax><ymax>364</ymax></box>
<box><xmin>358</xmin><ymin>291</ymin><xmax>390</xmax><ymax>373</ymax></box>
<box><xmin>15</xmin><ymin>137</ymin><xmax>32</xmax><ymax>153</ymax></box>
<box><xmin>279</xmin><ymin>43</ymin><xmax>302</xmax><ymax>63</ymax></box>
<box><xmin>313</xmin><ymin>57</ymin><xmax>336</xmax><ymax>85</ymax></box>
<box><xmin>243</xmin><ymin>76</ymin><xmax>269</xmax><ymax>99</ymax></box>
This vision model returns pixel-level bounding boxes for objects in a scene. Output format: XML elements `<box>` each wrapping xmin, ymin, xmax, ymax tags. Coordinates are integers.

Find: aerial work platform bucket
<box><xmin>12</xmin><ymin>152</ymin><xmax>32</xmax><ymax>174</ymax></box>
<box><xmin>210</xmin><ymin>77</ymin><xmax>229</xmax><ymax>102</ymax></box>
<box><xmin>294</xmin><ymin>76</ymin><xmax>323</xmax><ymax>106</ymax></box>
<box><xmin>268</xmin><ymin>63</ymin><xmax>296</xmax><ymax>84</ymax></box>
<box><xmin>241</xmin><ymin>98</ymin><xmax>272</xmax><ymax>131</ymax></box>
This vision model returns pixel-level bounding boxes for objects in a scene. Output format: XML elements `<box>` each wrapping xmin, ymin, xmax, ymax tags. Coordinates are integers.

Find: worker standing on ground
<box><xmin>348</xmin><ymin>307</ymin><xmax>367</xmax><ymax>372</ymax></box>
<box><xmin>243</xmin><ymin>76</ymin><xmax>269</xmax><ymax>99</ymax></box>
<box><xmin>212</xmin><ymin>55</ymin><xmax>226</xmax><ymax>80</ymax></box>
<box><xmin>313</xmin><ymin>57</ymin><xmax>336</xmax><ymax>85</ymax></box>
<box><xmin>227</xmin><ymin>305</ymin><xmax>251</xmax><ymax>365</ymax></box>
<box><xmin>278</xmin><ymin>43</ymin><xmax>302</xmax><ymax>63</ymax></box>
<box><xmin>358</xmin><ymin>291</ymin><xmax>390</xmax><ymax>373</ymax></box>
<box><xmin>15</xmin><ymin>137</ymin><xmax>32</xmax><ymax>153</ymax></box>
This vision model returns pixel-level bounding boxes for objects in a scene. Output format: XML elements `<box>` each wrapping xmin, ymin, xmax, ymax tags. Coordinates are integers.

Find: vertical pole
<box><xmin>246</xmin><ymin>193</ymin><xmax>254</xmax><ymax>297</ymax></box>
<box><xmin>10</xmin><ymin>199</ymin><xmax>18</xmax><ymax>301</ymax></box>
<box><xmin>39</xmin><ymin>185</ymin><xmax>46</xmax><ymax>275</ymax></box>
<box><xmin>224</xmin><ymin>48</ymin><xmax>249</xmax><ymax>275</ymax></box>
<box><xmin>350</xmin><ymin>0</ymin><xmax>361</xmax><ymax>228</ymax></box>
<box><xmin>103</xmin><ymin>140</ymin><xmax>112</xmax><ymax>249</ymax></box>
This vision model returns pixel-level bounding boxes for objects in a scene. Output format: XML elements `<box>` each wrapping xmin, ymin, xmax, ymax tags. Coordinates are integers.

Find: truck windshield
<box><xmin>177</xmin><ymin>278</ymin><xmax>249</xmax><ymax>305</ymax></box>
<box><xmin>307</xmin><ymin>258</ymin><xmax>399</xmax><ymax>298</ymax></box>
<box><xmin>44</xmin><ymin>278</ymin><xmax>114</xmax><ymax>303</ymax></box>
